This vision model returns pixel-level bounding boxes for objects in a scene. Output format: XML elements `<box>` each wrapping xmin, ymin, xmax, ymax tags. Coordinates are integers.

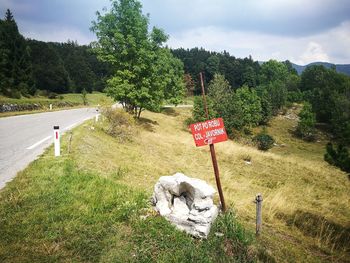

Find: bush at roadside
<box><xmin>102</xmin><ymin>108</ymin><xmax>135</xmax><ymax>142</ymax></box>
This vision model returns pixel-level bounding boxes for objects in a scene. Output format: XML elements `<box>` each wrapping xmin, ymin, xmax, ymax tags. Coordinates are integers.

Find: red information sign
<box><xmin>190</xmin><ymin>118</ymin><xmax>228</xmax><ymax>147</ymax></box>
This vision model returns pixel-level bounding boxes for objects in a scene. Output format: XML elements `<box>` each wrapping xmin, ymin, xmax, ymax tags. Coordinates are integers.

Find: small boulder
<box><xmin>152</xmin><ymin>173</ymin><xmax>219</xmax><ymax>238</ymax></box>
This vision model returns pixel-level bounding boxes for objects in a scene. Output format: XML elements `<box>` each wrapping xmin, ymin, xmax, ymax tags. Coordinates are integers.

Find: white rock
<box><xmin>172</xmin><ymin>196</ymin><xmax>190</xmax><ymax>220</ymax></box>
<box><xmin>153</xmin><ymin>173</ymin><xmax>219</xmax><ymax>238</ymax></box>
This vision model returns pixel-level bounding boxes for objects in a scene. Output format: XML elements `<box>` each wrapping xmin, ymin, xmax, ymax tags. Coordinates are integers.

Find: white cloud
<box><xmin>298</xmin><ymin>42</ymin><xmax>330</xmax><ymax>65</ymax></box>
<box><xmin>18</xmin><ymin>21</ymin><xmax>95</xmax><ymax>45</ymax></box>
<box><xmin>168</xmin><ymin>20</ymin><xmax>350</xmax><ymax>64</ymax></box>
<box><xmin>2</xmin><ymin>0</ymin><xmax>349</xmax><ymax>64</ymax></box>
<box><xmin>0</xmin><ymin>0</ymin><xmax>34</xmax><ymax>13</ymax></box>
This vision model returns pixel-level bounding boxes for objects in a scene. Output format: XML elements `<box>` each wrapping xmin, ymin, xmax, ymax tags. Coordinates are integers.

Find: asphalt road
<box><xmin>0</xmin><ymin>108</ymin><xmax>98</xmax><ymax>189</ymax></box>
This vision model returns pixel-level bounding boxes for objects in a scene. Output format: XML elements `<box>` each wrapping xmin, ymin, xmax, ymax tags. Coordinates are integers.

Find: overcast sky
<box><xmin>1</xmin><ymin>0</ymin><xmax>350</xmax><ymax>65</ymax></box>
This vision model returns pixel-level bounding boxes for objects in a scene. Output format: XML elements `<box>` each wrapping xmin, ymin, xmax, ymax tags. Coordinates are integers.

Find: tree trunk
<box><xmin>137</xmin><ymin>107</ymin><xmax>143</xmax><ymax>118</ymax></box>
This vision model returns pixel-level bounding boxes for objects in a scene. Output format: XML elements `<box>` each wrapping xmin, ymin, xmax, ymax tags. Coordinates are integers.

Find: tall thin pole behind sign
<box><xmin>200</xmin><ymin>72</ymin><xmax>226</xmax><ymax>212</ymax></box>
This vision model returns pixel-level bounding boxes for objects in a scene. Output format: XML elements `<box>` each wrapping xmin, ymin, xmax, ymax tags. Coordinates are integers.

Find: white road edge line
<box><xmin>26</xmin><ymin>136</ymin><xmax>52</xmax><ymax>150</ymax></box>
<box><xmin>26</xmin><ymin>116</ymin><xmax>94</xmax><ymax>150</ymax></box>
<box><xmin>64</xmin><ymin>122</ymin><xmax>79</xmax><ymax>131</ymax></box>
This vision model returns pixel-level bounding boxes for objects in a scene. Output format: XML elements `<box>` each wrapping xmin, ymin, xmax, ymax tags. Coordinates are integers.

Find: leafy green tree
<box><xmin>258</xmin><ymin>60</ymin><xmax>290</xmax><ymax>114</ymax></box>
<box><xmin>242</xmin><ymin>65</ymin><xmax>257</xmax><ymax>88</ymax></box>
<box><xmin>300</xmin><ymin>65</ymin><xmax>350</xmax><ymax>144</ymax></box>
<box><xmin>266</xmin><ymin>80</ymin><xmax>288</xmax><ymax>114</ymax></box>
<box><xmin>259</xmin><ymin>60</ymin><xmax>289</xmax><ymax>84</ymax></box>
<box><xmin>206</xmin><ymin>55</ymin><xmax>220</xmax><ymax>79</ymax></box>
<box><xmin>300</xmin><ymin>65</ymin><xmax>337</xmax><ymax>122</ymax></box>
<box><xmin>324</xmin><ymin>143</ymin><xmax>350</xmax><ymax>173</ymax></box>
<box><xmin>192</xmin><ymin>96</ymin><xmax>217</xmax><ymax>122</ymax></box>
<box><xmin>330</xmin><ymin>94</ymin><xmax>350</xmax><ymax>144</ymax></box>
<box><xmin>184</xmin><ymin>74</ymin><xmax>195</xmax><ymax>96</ymax></box>
<box><xmin>91</xmin><ymin>0</ymin><xmax>184</xmax><ymax>118</ymax></box>
<box><xmin>193</xmin><ymin>75</ymin><xmax>262</xmax><ymax>135</ymax></box>
<box><xmin>154</xmin><ymin>48</ymin><xmax>185</xmax><ymax>107</ymax></box>
<box><xmin>283</xmin><ymin>60</ymin><xmax>298</xmax><ymax>75</ymax></box>
<box><xmin>82</xmin><ymin>88</ymin><xmax>88</xmax><ymax>105</ymax></box>
<box><xmin>234</xmin><ymin>85</ymin><xmax>262</xmax><ymax>128</ymax></box>
<box><xmin>192</xmin><ymin>74</ymin><xmax>241</xmax><ymax>133</ymax></box>
<box><xmin>208</xmin><ymin>73</ymin><xmax>231</xmax><ymax>106</ymax></box>
<box><xmin>296</xmin><ymin>102</ymin><xmax>316</xmax><ymax>141</ymax></box>
<box><xmin>256</xmin><ymin>86</ymin><xmax>272</xmax><ymax>124</ymax></box>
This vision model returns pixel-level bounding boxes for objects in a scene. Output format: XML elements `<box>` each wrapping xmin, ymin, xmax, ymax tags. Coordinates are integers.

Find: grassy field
<box><xmin>0</xmin><ymin>107</ymin><xmax>349</xmax><ymax>262</ymax></box>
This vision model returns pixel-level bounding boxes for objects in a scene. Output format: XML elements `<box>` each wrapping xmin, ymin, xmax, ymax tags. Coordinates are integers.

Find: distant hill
<box><xmin>291</xmin><ymin>62</ymin><xmax>350</xmax><ymax>76</ymax></box>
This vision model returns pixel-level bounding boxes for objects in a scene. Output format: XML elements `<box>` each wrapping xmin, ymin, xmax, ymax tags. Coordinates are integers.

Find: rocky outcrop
<box><xmin>0</xmin><ymin>102</ymin><xmax>79</xmax><ymax>112</ymax></box>
<box><xmin>152</xmin><ymin>173</ymin><xmax>219</xmax><ymax>238</ymax></box>
<box><xmin>0</xmin><ymin>103</ymin><xmax>41</xmax><ymax>112</ymax></box>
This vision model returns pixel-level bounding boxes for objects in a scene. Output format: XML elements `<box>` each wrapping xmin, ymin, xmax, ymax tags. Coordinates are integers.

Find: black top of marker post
<box><xmin>54</xmin><ymin>126</ymin><xmax>59</xmax><ymax>130</ymax></box>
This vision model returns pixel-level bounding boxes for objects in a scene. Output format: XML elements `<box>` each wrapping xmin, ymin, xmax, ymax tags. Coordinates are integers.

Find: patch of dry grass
<box><xmin>68</xmin><ymin>107</ymin><xmax>349</xmax><ymax>262</ymax></box>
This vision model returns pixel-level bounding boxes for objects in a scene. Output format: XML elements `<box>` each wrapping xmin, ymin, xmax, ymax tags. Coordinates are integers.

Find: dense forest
<box><xmin>1</xmin><ymin>8</ymin><xmax>349</xmax><ymax>170</ymax></box>
<box><xmin>0</xmin><ymin>9</ymin><xmax>111</xmax><ymax>98</ymax></box>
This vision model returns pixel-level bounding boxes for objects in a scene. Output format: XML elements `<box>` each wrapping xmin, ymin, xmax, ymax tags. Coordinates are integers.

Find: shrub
<box><xmin>82</xmin><ymin>88</ymin><xmax>88</xmax><ymax>105</ymax></box>
<box><xmin>35</xmin><ymin>89</ymin><xmax>49</xmax><ymax>97</ymax></box>
<box><xmin>102</xmin><ymin>108</ymin><xmax>135</xmax><ymax>142</ymax></box>
<box><xmin>192</xmin><ymin>96</ymin><xmax>217</xmax><ymax>123</ymax></box>
<box><xmin>253</xmin><ymin>132</ymin><xmax>275</xmax><ymax>151</ymax></box>
<box><xmin>48</xmin><ymin>92</ymin><xmax>58</xmax><ymax>99</ymax></box>
<box><xmin>296</xmin><ymin>102</ymin><xmax>316</xmax><ymax>141</ymax></box>
<box><xmin>9</xmin><ymin>89</ymin><xmax>21</xmax><ymax>99</ymax></box>
<box><xmin>324</xmin><ymin>143</ymin><xmax>350</xmax><ymax>173</ymax></box>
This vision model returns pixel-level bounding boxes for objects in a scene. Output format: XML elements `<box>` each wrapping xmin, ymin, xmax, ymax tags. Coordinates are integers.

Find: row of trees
<box><xmin>300</xmin><ymin>65</ymin><xmax>350</xmax><ymax>145</ymax></box>
<box><xmin>172</xmin><ymin>48</ymin><xmax>299</xmax><ymax>96</ymax></box>
<box><xmin>0</xmin><ymin>9</ymin><xmax>111</xmax><ymax>98</ymax></box>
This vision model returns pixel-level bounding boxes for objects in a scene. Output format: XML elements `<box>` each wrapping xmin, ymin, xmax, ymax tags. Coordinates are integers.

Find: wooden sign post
<box><xmin>190</xmin><ymin>72</ymin><xmax>227</xmax><ymax>212</ymax></box>
<box><xmin>255</xmin><ymin>194</ymin><xmax>263</xmax><ymax>235</ymax></box>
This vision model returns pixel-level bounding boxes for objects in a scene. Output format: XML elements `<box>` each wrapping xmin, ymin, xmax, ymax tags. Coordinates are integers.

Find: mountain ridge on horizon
<box><xmin>258</xmin><ymin>60</ymin><xmax>350</xmax><ymax>76</ymax></box>
<box><xmin>290</xmin><ymin>61</ymin><xmax>350</xmax><ymax>76</ymax></box>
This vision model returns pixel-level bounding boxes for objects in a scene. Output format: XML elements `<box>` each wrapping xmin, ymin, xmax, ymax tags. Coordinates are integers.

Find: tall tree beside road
<box><xmin>91</xmin><ymin>0</ymin><xmax>184</xmax><ymax>117</ymax></box>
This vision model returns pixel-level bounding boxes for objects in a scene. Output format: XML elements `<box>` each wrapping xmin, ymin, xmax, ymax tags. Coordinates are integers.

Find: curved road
<box><xmin>0</xmin><ymin>108</ymin><xmax>98</xmax><ymax>189</ymax></box>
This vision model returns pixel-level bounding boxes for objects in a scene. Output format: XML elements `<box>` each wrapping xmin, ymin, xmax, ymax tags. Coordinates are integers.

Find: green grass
<box><xmin>61</xmin><ymin>92</ymin><xmax>113</xmax><ymax>106</ymax></box>
<box><xmin>164</xmin><ymin>96</ymin><xmax>194</xmax><ymax>106</ymax></box>
<box><xmin>1</xmin><ymin>107</ymin><xmax>349</xmax><ymax>262</ymax></box>
<box><xmin>0</xmin><ymin>123</ymin><xmax>255</xmax><ymax>262</ymax></box>
<box><xmin>260</xmin><ymin>105</ymin><xmax>330</xmax><ymax>163</ymax></box>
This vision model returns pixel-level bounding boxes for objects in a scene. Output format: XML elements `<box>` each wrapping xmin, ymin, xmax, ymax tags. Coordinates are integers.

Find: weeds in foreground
<box><xmin>0</xmin><ymin>158</ymin><xmax>256</xmax><ymax>262</ymax></box>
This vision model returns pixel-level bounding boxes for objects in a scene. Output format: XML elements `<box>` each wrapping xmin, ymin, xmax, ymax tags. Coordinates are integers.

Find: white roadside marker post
<box><xmin>95</xmin><ymin>107</ymin><xmax>99</xmax><ymax>122</ymax></box>
<box><xmin>54</xmin><ymin>126</ymin><xmax>60</xmax><ymax>157</ymax></box>
<box><xmin>49</xmin><ymin>104</ymin><xmax>52</xmax><ymax>110</ymax></box>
